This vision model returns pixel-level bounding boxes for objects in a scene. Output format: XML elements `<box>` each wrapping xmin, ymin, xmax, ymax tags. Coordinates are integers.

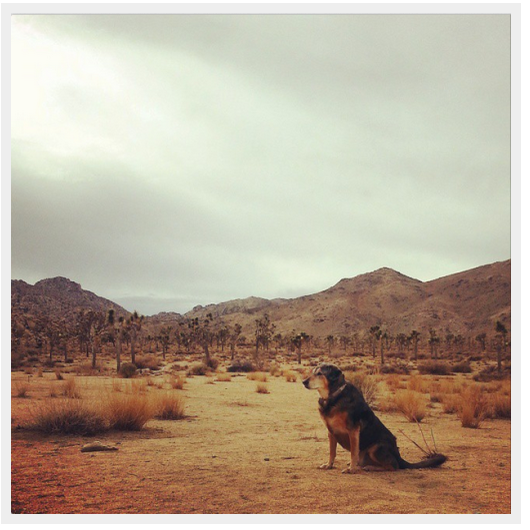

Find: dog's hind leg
<box><xmin>319</xmin><ymin>432</ymin><xmax>337</xmax><ymax>469</ymax></box>
<box><xmin>371</xmin><ymin>445</ymin><xmax>400</xmax><ymax>471</ymax></box>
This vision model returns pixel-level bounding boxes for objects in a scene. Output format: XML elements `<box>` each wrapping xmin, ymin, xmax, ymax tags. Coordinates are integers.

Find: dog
<box><xmin>303</xmin><ymin>363</ymin><xmax>447</xmax><ymax>473</ymax></box>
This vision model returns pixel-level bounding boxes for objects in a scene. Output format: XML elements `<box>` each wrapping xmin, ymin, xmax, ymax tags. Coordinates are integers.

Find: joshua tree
<box><xmin>254</xmin><ymin>314</ymin><xmax>274</xmax><ymax>368</ymax></box>
<box><xmin>107</xmin><ymin>309</ymin><xmax>125</xmax><ymax>372</ymax></box>
<box><xmin>409</xmin><ymin>330</ymin><xmax>420</xmax><ymax>361</ymax></box>
<box><xmin>229</xmin><ymin>323</ymin><xmax>242</xmax><ymax>360</ymax></box>
<box><xmin>127</xmin><ymin>311</ymin><xmax>144</xmax><ymax>365</ymax></box>
<box><xmin>495</xmin><ymin>321</ymin><xmax>508</xmax><ymax>373</ymax></box>
<box><xmin>428</xmin><ymin>329</ymin><xmax>440</xmax><ymax>359</ymax></box>
<box><xmin>369</xmin><ymin>326</ymin><xmax>381</xmax><ymax>358</ymax></box>
<box><xmin>158</xmin><ymin>326</ymin><xmax>173</xmax><ymax>360</ymax></box>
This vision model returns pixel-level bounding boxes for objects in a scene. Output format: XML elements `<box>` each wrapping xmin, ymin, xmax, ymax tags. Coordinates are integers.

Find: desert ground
<box><xmin>11</xmin><ymin>352</ymin><xmax>511</xmax><ymax>515</ymax></box>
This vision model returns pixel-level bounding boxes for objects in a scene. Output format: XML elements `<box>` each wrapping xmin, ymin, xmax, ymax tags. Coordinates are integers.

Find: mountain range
<box><xmin>11</xmin><ymin>260</ymin><xmax>510</xmax><ymax>342</ymax></box>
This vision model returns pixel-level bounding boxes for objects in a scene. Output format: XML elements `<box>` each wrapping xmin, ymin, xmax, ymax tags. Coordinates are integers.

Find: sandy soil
<box><xmin>11</xmin><ymin>364</ymin><xmax>511</xmax><ymax>514</ymax></box>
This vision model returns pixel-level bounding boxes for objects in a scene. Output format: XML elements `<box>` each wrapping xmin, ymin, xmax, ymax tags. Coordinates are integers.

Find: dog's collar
<box><xmin>319</xmin><ymin>383</ymin><xmax>347</xmax><ymax>408</ymax></box>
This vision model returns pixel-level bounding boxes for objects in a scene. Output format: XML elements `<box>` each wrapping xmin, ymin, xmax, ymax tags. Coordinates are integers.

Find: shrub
<box><xmin>187</xmin><ymin>362</ymin><xmax>209</xmax><ymax>376</ymax></box>
<box><xmin>62</xmin><ymin>378</ymin><xmax>81</xmax><ymax>399</ymax></box>
<box><xmin>418</xmin><ymin>361</ymin><xmax>451</xmax><ymax>376</ymax></box>
<box><xmin>256</xmin><ymin>383</ymin><xmax>269</xmax><ymax>394</ymax></box>
<box><xmin>441</xmin><ymin>394</ymin><xmax>460</xmax><ymax>414</ymax></box>
<box><xmin>216</xmin><ymin>373</ymin><xmax>232</xmax><ymax>382</ymax></box>
<box><xmin>407</xmin><ymin>375</ymin><xmax>428</xmax><ymax>393</ymax></box>
<box><xmin>55</xmin><ymin>370</ymin><xmax>64</xmax><ymax>380</ymax></box>
<box><xmin>154</xmin><ymin>393</ymin><xmax>186</xmax><ymax>420</ymax></box>
<box><xmin>452</xmin><ymin>361</ymin><xmax>472</xmax><ymax>373</ymax></box>
<box><xmin>487</xmin><ymin>394</ymin><xmax>511</xmax><ymax>419</ymax></box>
<box><xmin>13</xmin><ymin>383</ymin><xmax>30</xmax><ymax>398</ymax></box>
<box><xmin>29</xmin><ymin>400</ymin><xmax>108</xmax><ymax>435</ymax></box>
<box><xmin>227</xmin><ymin>360</ymin><xmax>255</xmax><ymax>373</ymax></box>
<box><xmin>248</xmin><ymin>372</ymin><xmax>268</xmax><ymax>382</ymax></box>
<box><xmin>380</xmin><ymin>363</ymin><xmax>410</xmax><ymax>375</ymax></box>
<box><xmin>111</xmin><ymin>378</ymin><xmax>123</xmax><ymax>392</ymax></box>
<box><xmin>119</xmin><ymin>363</ymin><xmax>137</xmax><ymax>379</ymax></box>
<box><xmin>393</xmin><ymin>390</ymin><xmax>427</xmax><ymax>422</ymax></box>
<box><xmin>134</xmin><ymin>355</ymin><xmax>160</xmax><ymax>371</ymax></box>
<box><xmin>346</xmin><ymin>372</ymin><xmax>378</xmax><ymax>407</ymax></box>
<box><xmin>169</xmin><ymin>375</ymin><xmax>186</xmax><ymax>389</ymax></box>
<box><xmin>130</xmin><ymin>379</ymin><xmax>147</xmax><ymax>394</ymax></box>
<box><xmin>204</xmin><ymin>357</ymin><xmax>219</xmax><ymax>371</ymax></box>
<box><xmin>459</xmin><ymin>386</ymin><xmax>488</xmax><ymax>428</ymax></box>
<box><xmin>105</xmin><ymin>393</ymin><xmax>155</xmax><ymax>431</ymax></box>
<box><xmin>284</xmin><ymin>371</ymin><xmax>297</xmax><ymax>383</ymax></box>
<box><xmin>269</xmin><ymin>363</ymin><xmax>282</xmax><ymax>377</ymax></box>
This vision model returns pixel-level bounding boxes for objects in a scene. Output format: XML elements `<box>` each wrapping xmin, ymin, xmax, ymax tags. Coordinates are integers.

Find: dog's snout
<box><xmin>302</xmin><ymin>377</ymin><xmax>310</xmax><ymax>388</ymax></box>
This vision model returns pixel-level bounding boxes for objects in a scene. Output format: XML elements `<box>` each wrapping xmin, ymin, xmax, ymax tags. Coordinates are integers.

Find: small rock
<box><xmin>264</xmin><ymin>457</ymin><xmax>270</xmax><ymax>461</ymax></box>
<box><xmin>81</xmin><ymin>441</ymin><xmax>118</xmax><ymax>453</ymax></box>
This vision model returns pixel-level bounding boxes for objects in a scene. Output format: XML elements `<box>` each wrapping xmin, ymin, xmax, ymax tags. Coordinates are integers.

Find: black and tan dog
<box><xmin>303</xmin><ymin>363</ymin><xmax>447</xmax><ymax>473</ymax></box>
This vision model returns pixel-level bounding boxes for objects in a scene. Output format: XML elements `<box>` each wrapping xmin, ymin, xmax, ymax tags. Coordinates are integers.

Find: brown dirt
<box><xmin>11</xmin><ymin>366</ymin><xmax>510</xmax><ymax>514</ymax></box>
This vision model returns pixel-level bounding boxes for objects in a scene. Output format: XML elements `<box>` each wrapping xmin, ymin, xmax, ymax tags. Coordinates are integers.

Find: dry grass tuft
<box><xmin>459</xmin><ymin>385</ymin><xmax>488</xmax><ymax>428</ymax></box>
<box><xmin>104</xmin><ymin>393</ymin><xmax>155</xmax><ymax>431</ymax></box>
<box><xmin>154</xmin><ymin>392</ymin><xmax>186</xmax><ymax>420</ymax></box>
<box><xmin>283</xmin><ymin>371</ymin><xmax>297</xmax><ymax>383</ymax></box>
<box><xmin>248</xmin><ymin>372</ymin><xmax>268</xmax><ymax>382</ymax></box>
<box><xmin>393</xmin><ymin>390</ymin><xmax>427</xmax><ymax>422</ymax></box>
<box><xmin>168</xmin><ymin>375</ymin><xmax>186</xmax><ymax>389</ymax></box>
<box><xmin>129</xmin><ymin>379</ymin><xmax>147</xmax><ymax>394</ymax></box>
<box><xmin>28</xmin><ymin>399</ymin><xmax>108</xmax><ymax>435</ymax></box>
<box><xmin>216</xmin><ymin>373</ymin><xmax>232</xmax><ymax>382</ymax></box>
<box><xmin>111</xmin><ymin>378</ymin><xmax>123</xmax><ymax>393</ymax></box>
<box><xmin>62</xmin><ymin>378</ymin><xmax>81</xmax><ymax>399</ymax></box>
<box><xmin>54</xmin><ymin>370</ymin><xmax>64</xmax><ymax>380</ymax></box>
<box><xmin>13</xmin><ymin>382</ymin><xmax>30</xmax><ymax>398</ymax></box>
<box><xmin>256</xmin><ymin>383</ymin><xmax>270</xmax><ymax>394</ymax></box>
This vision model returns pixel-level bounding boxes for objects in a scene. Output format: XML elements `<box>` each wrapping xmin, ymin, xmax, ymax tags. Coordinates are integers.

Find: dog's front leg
<box><xmin>342</xmin><ymin>425</ymin><xmax>361</xmax><ymax>474</ymax></box>
<box><xmin>319</xmin><ymin>432</ymin><xmax>337</xmax><ymax>469</ymax></box>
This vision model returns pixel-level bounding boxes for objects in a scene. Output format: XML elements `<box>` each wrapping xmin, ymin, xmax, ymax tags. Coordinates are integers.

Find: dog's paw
<box><xmin>318</xmin><ymin>463</ymin><xmax>334</xmax><ymax>470</ymax></box>
<box><xmin>342</xmin><ymin>466</ymin><xmax>362</xmax><ymax>474</ymax></box>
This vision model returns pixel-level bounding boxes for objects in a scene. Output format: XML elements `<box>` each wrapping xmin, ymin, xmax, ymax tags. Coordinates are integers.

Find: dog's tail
<box><xmin>398</xmin><ymin>453</ymin><xmax>447</xmax><ymax>469</ymax></box>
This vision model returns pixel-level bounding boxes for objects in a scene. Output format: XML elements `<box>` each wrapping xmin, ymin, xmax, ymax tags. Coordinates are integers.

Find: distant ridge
<box><xmin>12</xmin><ymin>260</ymin><xmax>510</xmax><ymax>340</ymax></box>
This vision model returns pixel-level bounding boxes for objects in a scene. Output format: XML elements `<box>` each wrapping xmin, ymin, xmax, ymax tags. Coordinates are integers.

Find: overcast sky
<box><xmin>11</xmin><ymin>14</ymin><xmax>511</xmax><ymax>315</ymax></box>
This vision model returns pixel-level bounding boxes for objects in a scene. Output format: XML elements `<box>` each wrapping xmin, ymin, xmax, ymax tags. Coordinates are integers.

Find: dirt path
<box><xmin>11</xmin><ymin>372</ymin><xmax>511</xmax><ymax>514</ymax></box>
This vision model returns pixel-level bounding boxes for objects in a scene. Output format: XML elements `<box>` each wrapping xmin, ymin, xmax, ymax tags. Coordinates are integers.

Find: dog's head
<box><xmin>302</xmin><ymin>363</ymin><xmax>345</xmax><ymax>395</ymax></box>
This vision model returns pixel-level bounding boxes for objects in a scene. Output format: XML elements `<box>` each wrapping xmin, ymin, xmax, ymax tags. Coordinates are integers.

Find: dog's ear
<box><xmin>323</xmin><ymin>364</ymin><xmax>344</xmax><ymax>386</ymax></box>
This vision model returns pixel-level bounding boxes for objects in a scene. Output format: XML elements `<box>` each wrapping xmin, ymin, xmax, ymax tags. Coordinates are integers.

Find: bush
<box><xmin>441</xmin><ymin>394</ymin><xmax>460</xmax><ymax>414</ymax></box>
<box><xmin>256</xmin><ymin>383</ymin><xmax>269</xmax><ymax>394</ymax></box>
<box><xmin>168</xmin><ymin>375</ymin><xmax>186</xmax><ymax>389</ymax></box>
<box><xmin>284</xmin><ymin>371</ymin><xmax>297</xmax><ymax>383</ymax></box>
<box><xmin>487</xmin><ymin>393</ymin><xmax>511</xmax><ymax>419</ymax></box>
<box><xmin>55</xmin><ymin>370</ymin><xmax>64</xmax><ymax>380</ymax></box>
<box><xmin>452</xmin><ymin>361</ymin><xmax>472</xmax><ymax>373</ymax></box>
<box><xmin>227</xmin><ymin>360</ymin><xmax>255</xmax><ymax>373</ymax></box>
<box><xmin>393</xmin><ymin>390</ymin><xmax>427</xmax><ymax>422</ymax></box>
<box><xmin>418</xmin><ymin>361</ymin><xmax>451</xmax><ymax>376</ymax></box>
<box><xmin>247</xmin><ymin>372</ymin><xmax>268</xmax><ymax>382</ymax></box>
<box><xmin>134</xmin><ymin>355</ymin><xmax>160</xmax><ymax>371</ymax></box>
<box><xmin>459</xmin><ymin>386</ymin><xmax>488</xmax><ymax>428</ymax></box>
<box><xmin>119</xmin><ymin>363</ymin><xmax>137</xmax><ymax>379</ymax></box>
<box><xmin>61</xmin><ymin>378</ymin><xmax>81</xmax><ymax>399</ymax></box>
<box><xmin>29</xmin><ymin>400</ymin><xmax>108</xmax><ymax>435</ymax></box>
<box><xmin>380</xmin><ymin>363</ymin><xmax>410</xmax><ymax>375</ymax></box>
<box><xmin>346</xmin><ymin>372</ymin><xmax>378</xmax><ymax>407</ymax></box>
<box><xmin>216</xmin><ymin>373</ymin><xmax>232</xmax><ymax>382</ymax></box>
<box><xmin>204</xmin><ymin>357</ymin><xmax>219</xmax><ymax>370</ymax></box>
<box><xmin>13</xmin><ymin>382</ymin><xmax>30</xmax><ymax>398</ymax></box>
<box><xmin>105</xmin><ymin>394</ymin><xmax>155</xmax><ymax>431</ymax></box>
<box><xmin>187</xmin><ymin>362</ymin><xmax>209</xmax><ymax>376</ymax></box>
<box><xmin>154</xmin><ymin>393</ymin><xmax>186</xmax><ymax>420</ymax></box>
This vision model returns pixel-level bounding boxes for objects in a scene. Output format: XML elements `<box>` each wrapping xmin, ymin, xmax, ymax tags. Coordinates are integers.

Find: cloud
<box><xmin>11</xmin><ymin>14</ymin><xmax>511</xmax><ymax>314</ymax></box>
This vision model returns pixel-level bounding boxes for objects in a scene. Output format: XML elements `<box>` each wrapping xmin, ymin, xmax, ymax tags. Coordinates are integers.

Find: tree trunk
<box><xmin>91</xmin><ymin>343</ymin><xmax>97</xmax><ymax>369</ymax></box>
<box><xmin>116</xmin><ymin>334</ymin><xmax>122</xmax><ymax>373</ymax></box>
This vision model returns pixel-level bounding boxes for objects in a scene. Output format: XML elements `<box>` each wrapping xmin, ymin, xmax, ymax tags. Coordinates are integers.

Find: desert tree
<box><xmin>428</xmin><ymin>328</ymin><xmax>440</xmax><ymax>359</ymax></box>
<box><xmin>254</xmin><ymin>313</ymin><xmax>275</xmax><ymax>368</ymax></box>
<box><xmin>158</xmin><ymin>326</ymin><xmax>173</xmax><ymax>360</ymax></box>
<box><xmin>475</xmin><ymin>333</ymin><xmax>487</xmax><ymax>354</ymax></box>
<box><xmin>325</xmin><ymin>334</ymin><xmax>335</xmax><ymax>355</ymax></box>
<box><xmin>229</xmin><ymin>323</ymin><xmax>242</xmax><ymax>361</ymax></box>
<box><xmin>409</xmin><ymin>330</ymin><xmax>420</xmax><ymax>361</ymax></box>
<box><xmin>369</xmin><ymin>326</ymin><xmax>381</xmax><ymax>358</ymax></box>
<box><xmin>127</xmin><ymin>311</ymin><xmax>144</xmax><ymax>365</ymax></box>
<box><xmin>273</xmin><ymin>333</ymin><xmax>283</xmax><ymax>355</ymax></box>
<box><xmin>495</xmin><ymin>321</ymin><xmax>508</xmax><ymax>373</ymax></box>
<box><xmin>107</xmin><ymin>309</ymin><xmax>126</xmax><ymax>372</ymax></box>
<box><xmin>291</xmin><ymin>331</ymin><xmax>309</xmax><ymax>364</ymax></box>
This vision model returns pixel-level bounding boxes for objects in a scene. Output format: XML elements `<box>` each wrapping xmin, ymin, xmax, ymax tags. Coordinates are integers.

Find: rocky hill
<box><xmin>12</xmin><ymin>260</ymin><xmax>511</xmax><ymax>347</ymax></box>
<box><xmin>11</xmin><ymin>277</ymin><xmax>128</xmax><ymax>328</ymax></box>
<box><xmin>177</xmin><ymin>260</ymin><xmax>511</xmax><ymax>339</ymax></box>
